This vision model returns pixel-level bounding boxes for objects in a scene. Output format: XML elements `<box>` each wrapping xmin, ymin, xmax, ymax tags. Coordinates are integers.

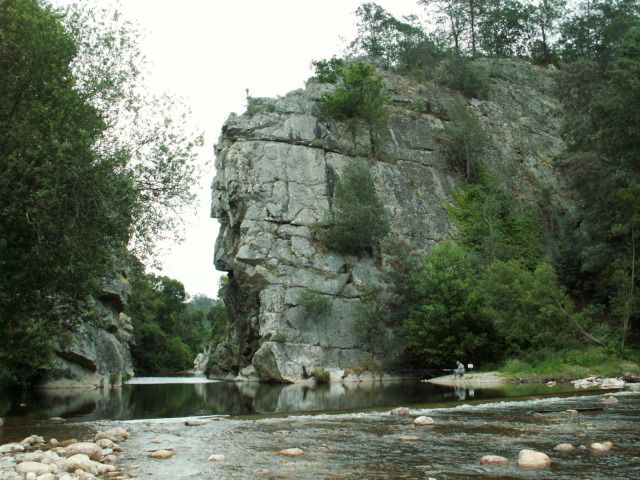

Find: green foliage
<box><xmin>435</xmin><ymin>55</ymin><xmax>490</xmax><ymax>99</ymax></box>
<box><xmin>246</xmin><ymin>97</ymin><xmax>276</xmax><ymax>116</ymax></box>
<box><xmin>272</xmin><ymin>332</ymin><xmax>287</xmax><ymax>343</ymax></box>
<box><xmin>441</xmin><ymin>99</ymin><xmax>486</xmax><ymax>181</ymax></box>
<box><xmin>478</xmin><ymin>260</ymin><xmax>572</xmax><ymax>355</ymax></box>
<box><xmin>126</xmin><ymin>265</ymin><xmax>210</xmax><ymax>374</ymax></box>
<box><xmin>447</xmin><ymin>169</ymin><xmax>546</xmax><ymax>269</ymax></box>
<box><xmin>0</xmin><ymin>0</ymin><xmax>199</xmax><ymax>387</ymax></box>
<box><xmin>324</xmin><ymin>161</ymin><xmax>390</xmax><ymax>254</ymax></box>
<box><xmin>319</xmin><ymin>62</ymin><xmax>388</xmax><ymax>128</ymax></box>
<box><xmin>311</xmin><ymin>57</ymin><xmax>345</xmax><ymax>83</ymax></box>
<box><xmin>312</xmin><ymin>369</ymin><xmax>330</xmax><ymax>384</ymax></box>
<box><xmin>403</xmin><ymin>242</ymin><xmax>495</xmax><ymax>367</ymax></box>
<box><xmin>298</xmin><ymin>290</ymin><xmax>332</xmax><ymax>320</ymax></box>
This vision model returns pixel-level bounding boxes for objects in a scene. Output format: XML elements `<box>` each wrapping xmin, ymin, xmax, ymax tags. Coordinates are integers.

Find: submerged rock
<box><xmin>517</xmin><ymin>449</ymin><xmax>551</xmax><ymax>468</ymax></box>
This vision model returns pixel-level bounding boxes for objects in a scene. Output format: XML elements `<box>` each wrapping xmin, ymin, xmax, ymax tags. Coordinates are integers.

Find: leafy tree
<box><xmin>0</xmin><ymin>0</ymin><xmax>199</xmax><ymax>387</ymax></box>
<box><xmin>435</xmin><ymin>55</ymin><xmax>490</xmax><ymax>98</ymax></box>
<box><xmin>531</xmin><ymin>0</ymin><xmax>566</xmax><ymax>64</ymax></box>
<box><xmin>324</xmin><ymin>161</ymin><xmax>390</xmax><ymax>254</ymax></box>
<box><xmin>478</xmin><ymin>0</ymin><xmax>535</xmax><ymax>57</ymax></box>
<box><xmin>403</xmin><ymin>242</ymin><xmax>494</xmax><ymax>366</ymax></box>
<box><xmin>419</xmin><ymin>0</ymin><xmax>469</xmax><ymax>53</ymax></box>
<box><xmin>477</xmin><ymin>260</ymin><xmax>572</xmax><ymax>355</ymax></box>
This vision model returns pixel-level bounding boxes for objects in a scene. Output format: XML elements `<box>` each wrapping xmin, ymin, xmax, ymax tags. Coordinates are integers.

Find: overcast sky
<box><xmin>62</xmin><ymin>0</ymin><xmax>421</xmax><ymax>298</ymax></box>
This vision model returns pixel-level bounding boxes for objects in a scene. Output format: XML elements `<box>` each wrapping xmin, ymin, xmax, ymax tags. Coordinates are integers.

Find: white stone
<box><xmin>36</xmin><ymin>474</ymin><xmax>55</xmax><ymax>480</ymax></box>
<box><xmin>150</xmin><ymin>449</ymin><xmax>175</xmax><ymax>459</ymax></box>
<box><xmin>63</xmin><ymin>442</ymin><xmax>102</xmax><ymax>461</ymax></box>
<box><xmin>554</xmin><ymin>443</ymin><xmax>574</xmax><ymax>452</ymax></box>
<box><xmin>591</xmin><ymin>441</ymin><xmax>613</xmax><ymax>452</ymax></box>
<box><xmin>21</xmin><ymin>436</ymin><xmax>45</xmax><ymax>445</ymax></box>
<box><xmin>480</xmin><ymin>455</ymin><xmax>509</xmax><ymax>465</ymax></box>
<box><xmin>63</xmin><ymin>454</ymin><xmax>101</xmax><ymax>475</ymax></box>
<box><xmin>95</xmin><ymin>439</ymin><xmax>114</xmax><ymax>449</ymax></box>
<box><xmin>94</xmin><ymin>428</ymin><xmax>128</xmax><ymax>443</ymax></box>
<box><xmin>390</xmin><ymin>407</ymin><xmax>410</xmax><ymax>416</ymax></box>
<box><xmin>0</xmin><ymin>443</ymin><xmax>25</xmax><ymax>454</ymax></box>
<box><xmin>208</xmin><ymin>454</ymin><xmax>225</xmax><ymax>461</ymax></box>
<box><xmin>279</xmin><ymin>448</ymin><xmax>304</xmax><ymax>457</ymax></box>
<box><xmin>414</xmin><ymin>416</ymin><xmax>435</xmax><ymax>426</ymax></box>
<box><xmin>15</xmin><ymin>461</ymin><xmax>53</xmax><ymax>475</ymax></box>
<box><xmin>517</xmin><ymin>449</ymin><xmax>551</xmax><ymax>468</ymax></box>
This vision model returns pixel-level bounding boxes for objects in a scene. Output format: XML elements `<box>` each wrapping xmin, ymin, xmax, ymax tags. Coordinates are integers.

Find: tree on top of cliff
<box><xmin>0</xmin><ymin>0</ymin><xmax>200</xmax><ymax>388</ymax></box>
<box><xmin>324</xmin><ymin>161</ymin><xmax>390</xmax><ymax>255</ymax></box>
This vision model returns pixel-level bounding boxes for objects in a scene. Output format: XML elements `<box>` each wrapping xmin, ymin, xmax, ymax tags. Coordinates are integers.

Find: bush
<box><xmin>441</xmin><ymin>100</ymin><xmax>486</xmax><ymax>181</ymax></box>
<box><xmin>436</xmin><ymin>55</ymin><xmax>490</xmax><ymax>99</ymax></box>
<box><xmin>298</xmin><ymin>290</ymin><xmax>332</xmax><ymax>320</ymax></box>
<box><xmin>325</xmin><ymin>161</ymin><xmax>390</xmax><ymax>254</ymax></box>
<box><xmin>246</xmin><ymin>97</ymin><xmax>276</xmax><ymax>116</ymax></box>
<box><xmin>320</xmin><ymin>62</ymin><xmax>388</xmax><ymax>127</ymax></box>
<box><xmin>272</xmin><ymin>332</ymin><xmax>287</xmax><ymax>343</ymax></box>
<box><xmin>311</xmin><ymin>57</ymin><xmax>345</xmax><ymax>84</ymax></box>
<box><xmin>312</xmin><ymin>369</ymin><xmax>330</xmax><ymax>384</ymax></box>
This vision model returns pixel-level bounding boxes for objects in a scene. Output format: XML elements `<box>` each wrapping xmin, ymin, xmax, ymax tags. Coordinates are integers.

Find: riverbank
<box><xmin>2</xmin><ymin>390</ymin><xmax>637</xmax><ymax>479</ymax></box>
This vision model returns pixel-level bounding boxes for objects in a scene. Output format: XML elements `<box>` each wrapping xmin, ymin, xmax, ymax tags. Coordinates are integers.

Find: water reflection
<box><xmin>0</xmin><ymin>378</ymin><xmax>579</xmax><ymax>427</ymax></box>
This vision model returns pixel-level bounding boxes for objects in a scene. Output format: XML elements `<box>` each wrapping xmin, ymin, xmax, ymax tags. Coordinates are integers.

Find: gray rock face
<box><xmin>42</xmin><ymin>270</ymin><xmax>134</xmax><ymax>389</ymax></box>
<box><xmin>211</xmin><ymin>60</ymin><xmax>566</xmax><ymax>382</ymax></box>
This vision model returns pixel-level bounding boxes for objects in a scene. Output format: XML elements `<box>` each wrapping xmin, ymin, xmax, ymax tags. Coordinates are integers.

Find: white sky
<box><xmin>61</xmin><ymin>0</ymin><xmax>421</xmax><ymax>298</ymax></box>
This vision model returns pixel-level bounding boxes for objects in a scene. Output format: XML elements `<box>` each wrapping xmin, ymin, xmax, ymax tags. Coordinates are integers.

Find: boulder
<box><xmin>63</xmin><ymin>442</ymin><xmax>102</xmax><ymax>461</ymax></box>
<box><xmin>591</xmin><ymin>442</ymin><xmax>613</xmax><ymax>452</ymax></box>
<box><xmin>480</xmin><ymin>455</ymin><xmax>509</xmax><ymax>465</ymax></box>
<box><xmin>0</xmin><ymin>443</ymin><xmax>25</xmax><ymax>454</ymax></box>
<box><xmin>15</xmin><ymin>461</ymin><xmax>54</xmax><ymax>475</ymax></box>
<box><xmin>279</xmin><ymin>448</ymin><xmax>304</xmax><ymax>457</ymax></box>
<box><xmin>94</xmin><ymin>428</ymin><xmax>129</xmax><ymax>443</ymax></box>
<box><xmin>517</xmin><ymin>449</ymin><xmax>551</xmax><ymax>468</ymax></box>
<box><xmin>150</xmin><ymin>449</ymin><xmax>175</xmax><ymax>459</ymax></box>
<box><xmin>391</xmin><ymin>407</ymin><xmax>410</xmax><ymax>416</ymax></box>
<box><xmin>553</xmin><ymin>443</ymin><xmax>574</xmax><ymax>452</ymax></box>
<box><xmin>95</xmin><ymin>439</ymin><xmax>114</xmax><ymax>449</ymax></box>
<box><xmin>414</xmin><ymin>416</ymin><xmax>435</xmax><ymax>426</ymax></box>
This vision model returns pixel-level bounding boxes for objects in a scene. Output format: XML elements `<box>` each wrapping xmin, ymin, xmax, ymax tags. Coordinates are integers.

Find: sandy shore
<box><xmin>426</xmin><ymin>371</ymin><xmax>513</xmax><ymax>387</ymax></box>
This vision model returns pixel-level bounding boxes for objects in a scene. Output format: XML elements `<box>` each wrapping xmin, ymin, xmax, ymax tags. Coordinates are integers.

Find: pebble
<box><xmin>279</xmin><ymin>448</ymin><xmax>304</xmax><ymax>457</ymax></box>
<box><xmin>414</xmin><ymin>416</ymin><xmax>435</xmax><ymax>426</ymax></box>
<box><xmin>208</xmin><ymin>454</ymin><xmax>225</xmax><ymax>461</ymax></box>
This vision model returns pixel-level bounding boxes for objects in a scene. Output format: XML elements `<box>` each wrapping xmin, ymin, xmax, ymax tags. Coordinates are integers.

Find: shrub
<box><xmin>272</xmin><ymin>332</ymin><xmax>287</xmax><ymax>343</ymax></box>
<box><xmin>312</xmin><ymin>369</ymin><xmax>330</xmax><ymax>384</ymax></box>
<box><xmin>320</xmin><ymin>62</ymin><xmax>388</xmax><ymax>127</ymax></box>
<box><xmin>246</xmin><ymin>97</ymin><xmax>276</xmax><ymax>116</ymax></box>
<box><xmin>298</xmin><ymin>290</ymin><xmax>332</xmax><ymax>320</ymax></box>
<box><xmin>311</xmin><ymin>57</ymin><xmax>345</xmax><ymax>84</ymax></box>
<box><xmin>436</xmin><ymin>55</ymin><xmax>490</xmax><ymax>99</ymax></box>
<box><xmin>325</xmin><ymin>161</ymin><xmax>390</xmax><ymax>254</ymax></box>
<box><xmin>441</xmin><ymin>100</ymin><xmax>486</xmax><ymax>182</ymax></box>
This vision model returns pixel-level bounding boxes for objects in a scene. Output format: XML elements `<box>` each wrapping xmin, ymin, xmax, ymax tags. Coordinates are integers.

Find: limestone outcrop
<box><xmin>210</xmin><ymin>60</ymin><xmax>567</xmax><ymax>382</ymax></box>
<box><xmin>41</xmin><ymin>268</ymin><xmax>134</xmax><ymax>389</ymax></box>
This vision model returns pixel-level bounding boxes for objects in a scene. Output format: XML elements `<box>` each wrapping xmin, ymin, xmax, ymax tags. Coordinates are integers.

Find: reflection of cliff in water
<box><xmin>0</xmin><ymin>379</ymin><xmax>581</xmax><ymax>424</ymax></box>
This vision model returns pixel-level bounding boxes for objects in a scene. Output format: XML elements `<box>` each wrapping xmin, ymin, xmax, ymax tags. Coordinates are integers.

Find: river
<box><xmin>1</xmin><ymin>378</ymin><xmax>638</xmax><ymax>479</ymax></box>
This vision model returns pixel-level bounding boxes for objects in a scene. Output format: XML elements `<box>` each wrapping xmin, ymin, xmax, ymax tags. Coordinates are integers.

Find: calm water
<box><xmin>0</xmin><ymin>376</ymin><xmax>588</xmax><ymax>442</ymax></box>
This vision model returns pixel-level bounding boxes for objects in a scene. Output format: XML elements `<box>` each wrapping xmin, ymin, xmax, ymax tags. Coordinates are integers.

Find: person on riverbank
<box><xmin>454</xmin><ymin>361</ymin><xmax>465</xmax><ymax>378</ymax></box>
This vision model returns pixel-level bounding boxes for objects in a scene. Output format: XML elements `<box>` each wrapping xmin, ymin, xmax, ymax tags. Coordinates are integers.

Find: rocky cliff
<box><xmin>41</xmin><ymin>268</ymin><xmax>135</xmax><ymax>389</ymax></box>
<box><xmin>210</xmin><ymin>59</ymin><xmax>567</xmax><ymax>383</ymax></box>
